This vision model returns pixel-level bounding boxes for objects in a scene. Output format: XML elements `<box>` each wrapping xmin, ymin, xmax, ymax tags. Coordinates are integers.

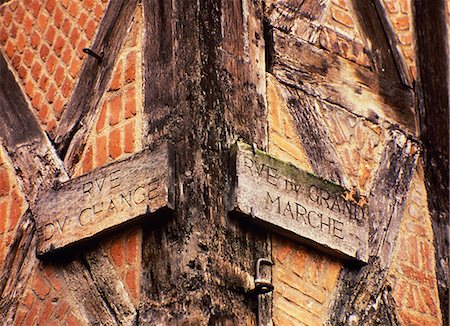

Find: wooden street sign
<box><xmin>36</xmin><ymin>142</ymin><xmax>174</xmax><ymax>256</ymax></box>
<box><xmin>230</xmin><ymin>142</ymin><xmax>369</xmax><ymax>263</ymax></box>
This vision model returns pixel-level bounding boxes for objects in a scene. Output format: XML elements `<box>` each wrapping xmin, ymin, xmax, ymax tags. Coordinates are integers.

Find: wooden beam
<box><xmin>351</xmin><ymin>0</ymin><xmax>411</xmax><ymax>86</ymax></box>
<box><xmin>327</xmin><ymin>131</ymin><xmax>418</xmax><ymax>324</ymax></box>
<box><xmin>414</xmin><ymin>0</ymin><xmax>449</xmax><ymax>324</ymax></box>
<box><xmin>54</xmin><ymin>0</ymin><xmax>139</xmax><ymax>175</ymax></box>
<box><xmin>271</xmin><ymin>31</ymin><xmax>417</xmax><ymax>136</ymax></box>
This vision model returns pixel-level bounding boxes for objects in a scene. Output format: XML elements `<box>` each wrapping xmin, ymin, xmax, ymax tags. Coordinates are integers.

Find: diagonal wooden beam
<box><xmin>271</xmin><ymin>31</ymin><xmax>416</xmax><ymax>137</ymax></box>
<box><xmin>54</xmin><ymin>0</ymin><xmax>139</xmax><ymax>175</ymax></box>
<box><xmin>326</xmin><ymin>131</ymin><xmax>418</xmax><ymax>325</ymax></box>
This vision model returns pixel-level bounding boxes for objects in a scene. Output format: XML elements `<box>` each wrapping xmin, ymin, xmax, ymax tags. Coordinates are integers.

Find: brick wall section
<box><xmin>0</xmin><ymin>144</ymin><xmax>27</xmax><ymax>267</ymax></box>
<box><xmin>388</xmin><ymin>164</ymin><xmax>442</xmax><ymax>325</ymax></box>
<box><xmin>73</xmin><ymin>3</ymin><xmax>144</xmax><ymax>303</ymax></box>
<box><xmin>272</xmin><ymin>235</ymin><xmax>342</xmax><ymax>325</ymax></box>
<box><xmin>319</xmin><ymin>0</ymin><xmax>371</xmax><ymax>67</ymax></box>
<box><xmin>381</xmin><ymin>0</ymin><xmax>416</xmax><ymax>80</ymax></box>
<box><xmin>267</xmin><ymin>74</ymin><xmax>312</xmax><ymax>172</ymax></box>
<box><xmin>320</xmin><ymin>104</ymin><xmax>386</xmax><ymax>196</ymax></box>
<box><xmin>0</xmin><ymin>0</ymin><xmax>108</xmax><ymax>135</ymax></box>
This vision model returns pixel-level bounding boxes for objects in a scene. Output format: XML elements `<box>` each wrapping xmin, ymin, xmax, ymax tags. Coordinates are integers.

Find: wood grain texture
<box><xmin>326</xmin><ymin>131</ymin><xmax>418</xmax><ymax>325</ymax></box>
<box><xmin>414</xmin><ymin>0</ymin><xmax>449</xmax><ymax>323</ymax></box>
<box><xmin>54</xmin><ymin>0</ymin><xmax>139</xmax><ymax>174</ymax></box>
<box><xmin>140</xmin><ymin>0</ymin><xmax>270</xmax><ymax>323</ymax></box>
<box><xmin>271</xmin><ymin>30</ymin><xmax>417</xmax><ymax>136</ymax></box>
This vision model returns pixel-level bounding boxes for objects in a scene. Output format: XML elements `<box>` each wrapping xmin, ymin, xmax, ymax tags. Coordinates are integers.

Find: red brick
<box><xmin>68</xmin><ymin>1</ymin><xmax>79</xmax><ymax>18</ymax></box>
<box><xmin>96</xmin><ymin>103</ymin><xmax>107</xmax><ymax>132</ymax></box>
<box><xmin>32</xmin><ymin>92</ymin><xmax>43</xmax><ymax>109</ymax></box>
<box><xmin>3</xmin><ymin>10</ymin><xmax>12</xmax><ymax>27</ymax></box>
<box><xmin>124</xmin><ymin>121</ymin><xmax>135</xmax><ymax>154</ymax></box>
<box><xmin>96</xmin><ymin>136</ymin><xmax>108</xmax><ymax>167</ymax></box>
<box><xmin>69</xmin><ymin>56</ymin><xmax>82</xmax><ymax>78</ymax></box>
<box><xmin>331</xmin><ymin>8</ymin><xmax>354</xmax><ymax>28</ymax></box>
<box><xmin>66</xmin><ymin>312</ymin><xmax>85</xmax><ymax>326</ymax></box>
<box><xmin>60</xmin><ymin>0</ymin><xmax>69</xmax><ymax>9</ymax></box>
<box><xmin>16</xmin><ymin>32</ymin><xmax>26</xmax><ymax>53</ymax></box>
<box><xmin>46</xmin><ymin>83</ymin><xmax>57</xmax><ymax>103</ymax></box>
<box><xmin>400</xmin><ymin>0</ymin><xmax>409</xmax><ymax>14</ymax></box>
<box><xmin>8</xmin><ymin>22</ymin><xmax>17</xmax><ymax>39</ymax></box>
<box><xmin>15</xmin><ymin>6</ymin><xmax>25</xmax><ymax>24</ymax></box>
<box><xmin>125</xmin><ymin>231</ymin><xmax>139</xmax><ymax>264</ymax></box>
<box><xmin>82</xmin><ymin>146</ymin><xmax>94</xmax><ymax>174</ymax></box>
<box><xmin>23</xmin><ymin>13</ymin><xmax>33</xmax><ymax>32</ymax></box>
<box><xmin>0</xmin><ymin>27</ymin><xmax>8</xmax><ymax>45</ymax></box>
<box><xmin>45</xmin><ymin>0</ymin><xmax>56</xmax><ymax>14</ymax></box>
<box><xmin>23</xmin><ymin>49</ymin><xmax>34</xmax><ymax>68</ymax></box>
<box><xmin>61</xmin><ymin>78</ymin><xmax>73</xmax><ymax>98</ymax></box>
<box><xmin>109</xmin><ymin>128</ymin><xmax>122</xmax><ymax>159</ymax></box>
<box><xmin>23</xmin><ymin>305</ymin><xmax>40</xmax><ymax>325</ymax></box>
<box><xmin>30</xmin><ymin>0</ymin><xmax>40</xmax><ymax>18</ymax></box>
<box><xmin>109</xmin><ymin>95</ymin><xmax>122</xmax><ymax>126</ymax></box>
<box><xmin>110</xmin><ymin>237</ymin><xmax>125</xmax><ymax>267</ymax></box>
<box><xmin>109</xmin><ymin>64</ymin><xmax>122</xmax><ymax>91</ymax></box>
<box><xmin>70</xmin><ymin>27</ymin><xmax>81</xmax><ymax>47</ymax></box>
<box><xmin>17</xmin><ymin>65</ymin><xmax>27</xmax><ymax>79</ymax></box>
<box><xmin>78</xmin><ymin>12</ymin><xmax>88</xmax><ymax>29</ymax></box>
<box><xmin>25</xmin><ymin>80</ymin><xmax>35</xmax><ymax>98</ymax></box>
<box><xmin>22</xmin><ymin>291</ymin><xmax>35</xmax><ymax>308</ymax></box>
<box><xmin>46</xmin><ymin>54</ymin><xmax>57</xmax><ymax>74</ymax></box>
<box><xmin>9</xmin><ymin>189</ymin><xmax>24</xmax><ymax>230</ymax></box>
<box><xmin>0</xmin><ymin>168</ymin><xmax>10</xmax><ymax>197</ymax></box>
<box><xmin>30</xmin><ymin>31</ymin><xmax>41</xmax><ymax>49</ymax></box>
<box><xmin>54</xmin><ymin>35</ymin><xmax>65</xmax><ymax>56</ymax></box>
<box><xmin>0</xmin><ymin>201</ymin><xmax>8</xmax><ymax>232</ymax></box>
<box><xmin>126</xmin><ymin>269</ymin><xmax>138</xmax><ymax>299</ymax></box>
<box><xmin>37</xmin><ymin>12</ymin><xmax>48</xmax><ymax>32</ymax></box>
<box><xmin>54</xmin><ymin>7</ymin><xmax>63</xmax><ymax>28</ymax></box>
<box><xmin>31</xmin><ymin>62</ymin><xmax>42</xmax><ymax>81</ymax></box>
<box><xmin>40</xmin><ymin>268</ymin><xmax>61</xmax><ymax>294</ymax></box>
<box><xmin>394</xmin><ymin>15</ymin><xmax>410</xmax><ymax>31</ymax></box>
<box><xmin>94</xmin><ymin>5</ymin><xmax>104</xmax><ymax>21</ymax></box>
<box><xmin>85</xmin><ymin>19</ymin><xmax>96</xmax><ymax>39</ymax></box>
<box><xmin>51</xmin><ymin>300</ymin><xmax>69</xmax><ymax>320</ymax></box>
<box><xmin>40</xmin><ymin>44</ymin><xmax>50</xmax><ymax>61</ymax></box>
<box><xmin>125</xmin><ymin>52</ymin><xmax>136</xmax><ymax>83</ymax></box>
<box><xmin>5</xmin><ymin>42</ymin><xmax>14</xmax><ymax>59</ymax></box>
<box><xmin>38</xmin><ymin>299</ymin><xmax>55</xmax><ymax>325</ymax></box>
<box><xmin>32</xmin><ymin>272</ymin><xmax>51</xmax><ymax>299</ymax></box>
<box><xmin>39</xmin><ymin>103</ymin><xmax>49</xmax><ymax>121</ymax></box>
<box><xmin>14</xmin><ymin>308</ymin><xmax>28</xmax><ymax>325</ymax></box>
<box><xmin>39</xmin><ymin>74</ymin><xmax>49</xmax><ymax>90</ymax></box>
<box><xmin>11</xmin><ymin>55</ymin><xmax>21</xmax><ymax>70</ymax></box>
<box><xmin>83</xmin><ymin>0</ymin><xmax>95</xmax><ymax>11</ymax></box>
<box><xmin>62</xmin><ymin>47</ymin><xmax>72</xmax><ymax>65</ymax></box>
<box><xmin>125</xmin><ymin>88</ymin><xmax>136</xmax><ymax>118</ymax></box>
<box><xmin>54</xmin><ymin>65</ymin><xmax>65</xmax><ymax>86</ymax></box>
<box><xmin>45</xmin><ymin>25</ymin><xmax>56</xmax><ymax>45</ymax></box>
<box><xmin>62</xmin><ymin>18</ymin><xmax>72</xmax><ymax>36</ymax></box>
<box><xmin>54</xmin><ymin>96</ymin><xmax>65</xmax><ymax>118</ymax></box>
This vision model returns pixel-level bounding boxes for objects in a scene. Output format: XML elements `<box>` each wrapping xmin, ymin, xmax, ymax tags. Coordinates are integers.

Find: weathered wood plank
<box><xmin>414</xmin><ymin>0</ymin><xmax>449</xmax><ymax>323</ymax></box>
<box><xmin>280</xmin><ymin>86</ymin><xmax>350</xmax><ymax>186</ymax></box>
<box><xmin>271</xmin><ymin>31</ymin><xmax>417</xmax><ymax>136</ymax></box>
<box><xmin>231</xmin><ymin>142</ymin><xmax>369</xmax><ymax>262</ymax></box>
<box><xmin>327</xmin><ymin>131</ymin><xmax>418</xmax><ymax>325</ymax></box>
<box><xmin>36</xmin><ymin>143</ymin><xmax>174</xmax><ymax>256</ymax></box>
<box><xmin>54</xmin><ymin>0</ymin><xmax>139</xmax><ymax>174</ymax></box>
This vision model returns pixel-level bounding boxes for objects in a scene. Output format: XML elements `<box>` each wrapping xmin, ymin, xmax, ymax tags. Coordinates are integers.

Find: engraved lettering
<box><xmin>282</xmin><ymin>201</ymin><xmax>294</xmax><ymax>219</ymax></box>
<box><xmin>120</xmin><ymin>190</ymin><xmax>132</xmax><ymax>208</ymax></box>
<box><xmin>267</xmin><ymin>167</ymin><xmax>278</xmax><ymax>187</ymax></box>
<box><xmin>309</xmin><ymin>185</ymin><xmax>320</xmax><ymax>203</ymax></box>
<box><xmin>43</xmin><ymin>223</ymin><xmax>55</xmax><ymax>241</ymax></box>
<box><xmin>79</xmin><ymin>207</ymin><xmax>93</xmax><ymax>226</ymax></box>
<box><xmin>83</xmin><ymin>181</ymin><xmax>93</xmax><ymax>199</ymax></box>
<box><xmin>266</xmin><ymin>192</ymin><xmax>281</xmax><ymax>214</ymax></box>
<box><xmin>307</xmin><ymin>211</ymin><xmax>321</xmax><ymax>228</ymax></box>
<box><xmin>95</xmin><ymin>176</ymin><xmax>106</xmax><ymax>192</ymax></box>
<box><xmin>56</xmin><ymin>216</ymin><xmax>68</xmax><ymax>234</ymax></box>
<box><xmin>133</xmin><ymin>186</ymin><xmax>146</xmax><ymax>205</ymax></box>
<box><xmin>333</xmin><ymin>219</ymin><xmax>344</xmax><ymax>239</ymax></box>
<box><xmin>108</xmin><ymin>199</ymin><xmax>117</xmax><ymax>212</ymax></box>
<box><xmin>295</xmin><ymin>203</ymin><xmax>307</xmax><ymax>223</ymax></box>
<box><xmin>110</xmin><ymin>170</ymin><xmax>120</xmax><ymax>190</ymax></box>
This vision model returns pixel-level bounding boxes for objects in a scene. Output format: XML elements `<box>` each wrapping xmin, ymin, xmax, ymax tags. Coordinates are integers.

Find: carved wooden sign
<box><xmin>230</xmin><ymin>142</ymin><xmax>369</xmax><ymax>262</ymax></box>
<box><xmin>36</xmin><ymin>143</ymin><xmax>174</xmax><ymax>256</ymax></box>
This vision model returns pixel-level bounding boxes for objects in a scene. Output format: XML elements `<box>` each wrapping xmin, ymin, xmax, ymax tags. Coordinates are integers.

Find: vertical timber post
<box><xmin>140</xmin><ymin>0</ymin><xmax>269</xmax><ymax>323</ymax></box>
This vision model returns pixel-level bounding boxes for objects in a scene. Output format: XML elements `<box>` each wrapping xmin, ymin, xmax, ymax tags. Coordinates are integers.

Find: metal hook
<box><xmin>82</xmin><ymin>48</ymin><xmax>103</xmax><ymax>63</ymax></box>
<box><xmin>254</xmin><ymin>258</ymin><xmax>274</xmax><ymax>295</ymax></box>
